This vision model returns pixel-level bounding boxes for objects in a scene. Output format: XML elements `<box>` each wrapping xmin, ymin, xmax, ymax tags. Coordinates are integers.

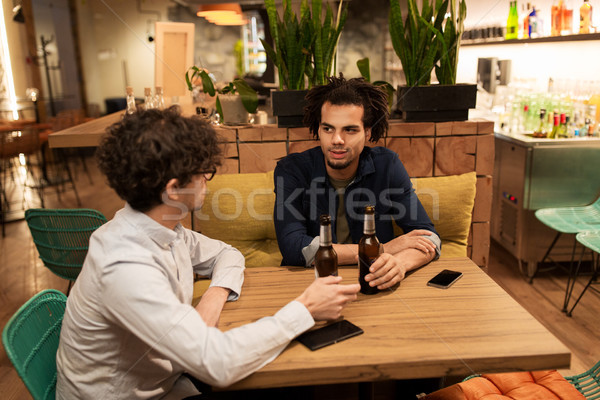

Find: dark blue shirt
<box><xmin>273</xmin><ymin>146</ymin><xmax>439</xmax><ymax>266</ymax></box>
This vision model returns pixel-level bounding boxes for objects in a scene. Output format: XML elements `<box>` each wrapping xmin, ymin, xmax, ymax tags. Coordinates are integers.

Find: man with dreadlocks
<box><xmin>274</xmin><ymin>75</ymin><xmax>440</xmax><ymax>290</ymax></box>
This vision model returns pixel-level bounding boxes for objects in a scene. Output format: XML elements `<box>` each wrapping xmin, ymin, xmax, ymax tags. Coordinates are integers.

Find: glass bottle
<box><xmin>558</xmin><ymin>113</ymin><xmax>568</xmax><ymax>137</ymax></box>
<box><xmin>549</xmin><ymin>113</ymin><xmax>560</xmax><ymax>138</ymax></box>
<box><xmin>506</xmin><ymin>1</ymin><xmax>519</xmax><ymax>39</ymax></box>
<box><xmin>528</xmin><ymin>5</ymin><xmax>539</xmax><ymax>38</ymax></box>
<box><xmin>143</xmin><ymin>87</ymin><xmax>154</xmax><ymax>110</ymax></box>
<box><xmin>358</xmin><ymin>205</ymin><xmax>381</xmax><ymax>295</ymax></box>
<box><xmin>154</xmin><ymin>86</ymin><xmax>165</xmax><ymax>110</ymax></box>
<box><xmin>580</xmin><ymin>0</ymin><xmax>592</xmax><ymax>34</ymax></box>
<box><xmin>561</xmin><ymin>0</ymin><xmax>573</xmax><ymax>35</ymax></box>
<box><xmin>126</xmin><ymin>86</ymin><xmax>136</xmax><ymax>115</ymax></box>
<box><xmin>315</xmin><ymin>214</ymin><xmax>338</xmax><ymax>278</ymax></box>
<box><xmin>533</xmin><ymin>108</ymin><xmax>547</xmax><ymax>138</ymax></box>
<box><xmin>551</xmin><ymin>0</ymin><xmax>562</xmax><ymax>35</ymax></box>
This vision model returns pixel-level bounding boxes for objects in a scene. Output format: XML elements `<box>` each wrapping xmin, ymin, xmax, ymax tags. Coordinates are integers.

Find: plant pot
<box><xmin>271</xmin><ymin>89</ymin><xmax>309</xmax><ymax>128</ymax></box>
<box><xmin>219</xmin><ymin>94</ymin><xmax>249</xmax><ymax>125</ymax></box>
<box><xmin>396</xmin><ymin>84</ymin><xmax>477</xmax><ymax>122</ymax></box>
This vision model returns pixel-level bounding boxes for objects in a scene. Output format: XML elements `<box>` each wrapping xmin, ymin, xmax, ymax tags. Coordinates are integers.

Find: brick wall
<box><xmin>213</xmin><ymin>119</ymin><xmax>494</xmax><ymax>268</ymax></box>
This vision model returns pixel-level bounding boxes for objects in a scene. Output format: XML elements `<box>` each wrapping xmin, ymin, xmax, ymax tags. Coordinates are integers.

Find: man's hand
<box><xmin>295</xmin><ymin>276</ymin><xmax>360</xmax><ymax>321</ymax></box>
<box><xmin>384</xmin><ymin>230</ymin><xmax>436</xmax><ymax>256</ymax></box>
<box><xmin>362</xmin><ymin>253</ymin><xmax>407</xmax><ymax>290</ymax></box>
<box><xmin>195</xmin><ymin>286</ymin><xmax>231</xmax><ymax>327</ymax></box>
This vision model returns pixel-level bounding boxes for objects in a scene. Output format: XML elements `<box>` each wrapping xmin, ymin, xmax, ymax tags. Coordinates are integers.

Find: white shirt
<box><xmin>56</xmin><ymin>204</ymin><xmax>314</xmax><ymax>399</ymax></box>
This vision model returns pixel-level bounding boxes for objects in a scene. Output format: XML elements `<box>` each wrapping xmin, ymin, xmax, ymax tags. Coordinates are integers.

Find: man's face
<box><xmin>319</xmin><ymin>102</ymin><xmax>370</xmax><ymax>180</ymax></box>
<box><xmin>179</xmin><ymin>173</ymin><xmax>210</xmax><ymax>213</ymax></box>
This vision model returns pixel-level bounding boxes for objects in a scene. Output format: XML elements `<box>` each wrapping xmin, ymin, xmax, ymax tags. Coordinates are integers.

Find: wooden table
<box><xmin>218</xmin><ymin>258</ymin><xmax>571</xmax><ymax>391</ymax></box>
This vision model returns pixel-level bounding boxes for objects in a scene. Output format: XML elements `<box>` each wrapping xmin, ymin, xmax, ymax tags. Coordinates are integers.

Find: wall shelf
<box><xmin>462</xmin><ymin>32</ymin><xmax>600</xmax><ymax>46</ymax></box>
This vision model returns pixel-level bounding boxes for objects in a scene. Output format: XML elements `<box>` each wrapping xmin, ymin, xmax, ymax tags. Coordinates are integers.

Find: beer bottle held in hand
<box><xmin>359</xmin><ymin>205</ymin><xmax>381</xmax><ymax>294</ymax></box>
<box><xmin>315</xmin><ymin>215</ymin><xmax>338</xmax><ymax>278</ymax></box>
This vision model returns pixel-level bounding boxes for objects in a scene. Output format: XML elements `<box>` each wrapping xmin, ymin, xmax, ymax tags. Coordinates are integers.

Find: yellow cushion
<box><xmin>194</xmin><ymin>171</ymin><xmax>276</xmax><ymax>241</ymax></box>
<box><xmin>394</xmin><ymin>172</ymin><xmax>477</xmax><ymax>258</ymax></box>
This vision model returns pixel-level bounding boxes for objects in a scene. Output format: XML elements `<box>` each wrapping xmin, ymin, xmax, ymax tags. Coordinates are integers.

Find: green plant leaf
<box><xmin>232</xmin><ymin>79</ymin><xmax>258</xmax><ymax>114</ymax></box>
<box><xmin>356</xmin><ymin>57</ymin><xmax>371</xmax><ymax>82</ymax></box>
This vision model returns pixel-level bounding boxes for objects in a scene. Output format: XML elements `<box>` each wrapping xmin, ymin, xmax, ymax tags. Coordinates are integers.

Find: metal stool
<box><xmin>534</xmin><ymin>197</ymin><xmax>600</xmax><ymax>311</ymax></box>
<box><xmin>566</xmin><ymin>231</ymin><xmax>600</xmax><ymax>317</ymax></box>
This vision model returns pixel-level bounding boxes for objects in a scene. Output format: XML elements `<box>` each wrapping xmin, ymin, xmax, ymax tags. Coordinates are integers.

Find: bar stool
<box><xmin>534</xmin><ymin>197</ymin><xmax>600</xmax><ymax>311</ymax></box>
<box><xmin>566</xmin><ymin>231</ymin><xmax>600</xmax><ymax>317</ymax></box>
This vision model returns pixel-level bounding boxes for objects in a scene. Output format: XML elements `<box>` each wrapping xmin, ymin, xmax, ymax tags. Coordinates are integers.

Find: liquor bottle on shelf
<box><xmin>561</xmin><ymin>0</ymin><xmax>574</xmax><ymax>35</ymax></box>
<box><xmin>143</xmin><ymin>87</ymin><xmax>154</xmax><ymax>110</ymax></box>
<box><xmin>580</xmin><ymin>0</ymin><xmax>593</xmax><ymax>34</ymax></box>
<box><xmin>506</xmin><ymin>1</ymin><xmax>519</xmax><ymax>39</ymax></box>
<box><xmin>154</xmin><ymin>86</ymin><xmax>165</xmax><ymax>110</ymax></box>
<box><xmin>548</xmin><ymin>113</ymin><xmax>560</xmax><ymax>138</ymax></box>
<box><xmin>557</xmin><ymin>113</ymin><xmax>568</xmax><ymax>137</ymax></box>
<box><xmin>126</xmin><ymin>86</ymin><xmax>136</xmax><ymax>115</ymax></box>
<box><xmin>533</xmin><ymin>108</ymin><xmax>547</xmax><ymax>138</ymax></box>
<box><xmin>551</xmin><ymin>0</ymin><xmax>562</xmax><ymax>35</ymax></box>
<box><xmin>315</xmin><ymin>214</ymin><xmax>338</xmax><ymax>278</ymax></box>
<box><xmin>358</xmin><ymin>205</ymin><xmax>381</xmax><ymax>295</ymax></box>
<box><xmin>522</xmin><ymin>2</ymin><xmax>531</xmax><ymax>38</ymax></box>
<box><xmin>528</xmin><ymin>5</ymin><xmax>539</xmax><ymax>38</ymax></box>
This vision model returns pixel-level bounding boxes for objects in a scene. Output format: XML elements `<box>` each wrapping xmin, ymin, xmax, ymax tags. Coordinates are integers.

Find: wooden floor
<box><xmin>0</xmin><ymin>156</ymin><xmax>598</xmax><ymax>399</ymax></box>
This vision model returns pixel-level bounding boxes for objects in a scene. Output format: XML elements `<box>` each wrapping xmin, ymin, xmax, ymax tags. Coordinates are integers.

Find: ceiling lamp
<box><xmin>197</xmin><ymin>3</ymin><xmax>248</xmax><ymax>25</ymax></box>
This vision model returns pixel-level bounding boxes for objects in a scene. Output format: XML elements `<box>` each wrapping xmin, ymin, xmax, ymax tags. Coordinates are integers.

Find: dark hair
<box><xmin>303</xmin><ymin>75</ymin><xmax>389</xmax><ymax>142</ymax></box>
<box><xmin>96</xmin><ymin>106</ymin><xmax>222</xmax><ymax>211</ymax></box>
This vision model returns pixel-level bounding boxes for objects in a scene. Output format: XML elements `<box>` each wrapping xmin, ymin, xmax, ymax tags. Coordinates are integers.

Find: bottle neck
<box><xmin>319</xmin><ymin>223</ymin><xmax>332</xmax><ymax>246</ymax></box>
<box><xmin>363</xmin><ymin>213</ymin><xmax>375</xmax><ymax>235</ymax></box>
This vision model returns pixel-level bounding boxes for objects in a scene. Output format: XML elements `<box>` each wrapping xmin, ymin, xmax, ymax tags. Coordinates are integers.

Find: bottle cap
<box><xmin>126</xmin><ymin>86</ymin><xmax>134</xmax><ymax>95</ymax></box>
<box><xmin>319</xmin><ymin>214</ymin><xmax>331</xmax><ymax>225</ymax></box>
<box><xmin>144</xmin><ymin>87</ymin><xmax>152</xmax><ymax>96</ymax></box>
<box><xmin>155</xmin><ymin>86</ymin><xmax>163</xmax><ymax>94</ymax></box>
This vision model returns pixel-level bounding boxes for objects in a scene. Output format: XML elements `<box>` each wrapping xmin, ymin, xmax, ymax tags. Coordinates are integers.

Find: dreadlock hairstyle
<box><xmin>303</xmin><ymin>74</ymin><xmax>389</xmax><ymax>143</ymax></box>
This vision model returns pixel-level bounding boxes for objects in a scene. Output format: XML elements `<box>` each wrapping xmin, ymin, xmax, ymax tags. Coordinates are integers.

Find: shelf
<box><xmin>462</xmin><ymin>32</ymin><xmax>600</xmax><ymax>46</ymax></box>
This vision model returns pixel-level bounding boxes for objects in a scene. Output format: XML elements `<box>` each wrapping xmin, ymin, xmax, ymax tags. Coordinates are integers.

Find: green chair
<box><xmin>2</xmin><ymin>289</ymin><xmax>67</xmax><ymax>400</ymax></box>
<box><xmin>534</xmin><ymin>196</ymin><xmax>600</xmax><ymax>312</ymax></box>
<box><xmin>566</xmin><ymin>230</ymin><xmax>600</xmax><ymax>317</ymax></box>
<box><xmin>25</xmin><ymin>208</ymin><xmax>107</xmax><ymax>293</ymax></box>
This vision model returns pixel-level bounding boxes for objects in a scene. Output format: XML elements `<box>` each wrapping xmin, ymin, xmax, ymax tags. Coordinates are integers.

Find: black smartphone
<box><xmin>297</xmin><ymin>320</ymin><xmax>364</xmax><ymax>351</ymax></box>
<box><xmin>427</xmin><ymin>269</ymin><xmax>463</xmax><ymax>289</ymax></box>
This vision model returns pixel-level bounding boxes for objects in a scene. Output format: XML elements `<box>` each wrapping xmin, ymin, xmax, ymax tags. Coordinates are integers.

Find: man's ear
<box><xmin>365</xmin><ymin>128</ymin><xmax>372</xmax><ymax>142</ymax></box>
<box><xmin>164</xmin><ymin>178</ymin><xmax>180</xmax><ymax>200</ymax></box>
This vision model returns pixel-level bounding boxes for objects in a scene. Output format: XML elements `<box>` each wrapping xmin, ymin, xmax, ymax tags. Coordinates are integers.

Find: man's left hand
<box><xmin>362</xmin><ymin>253</ymin><xmax>407</xmax><ymax>290</ymax></box>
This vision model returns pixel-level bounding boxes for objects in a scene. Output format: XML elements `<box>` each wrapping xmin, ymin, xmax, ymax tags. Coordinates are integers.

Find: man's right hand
<box><xmin>295</xmin><ymin>276</ymin><xmax>360</xmax><ymax>321</ymax></box>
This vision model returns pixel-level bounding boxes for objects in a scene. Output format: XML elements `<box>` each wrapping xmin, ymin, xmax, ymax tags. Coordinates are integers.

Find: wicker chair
<box><xmin>2</xmin><ymin>289</ymin><xmax>67</xmax><ymax>400</ymax></box>
<box><xmin>25</xmin><ymin>208</ymin><xmax>107</xmax><ymax>293</ymax></box>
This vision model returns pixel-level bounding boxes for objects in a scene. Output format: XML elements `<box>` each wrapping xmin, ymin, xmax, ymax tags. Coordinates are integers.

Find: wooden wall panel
<box><xmin>388</xmin><ymin>121</ymin><xmax>435</xmax><ymax>137</ymax></box>
<box><xmin>471</xmin><ymin>222</ymin><xmax>491</xmax><ymax>269</ymax></box>
<box><xmin>473</xmin><ymin>176</ymin><xmax>493</xmax><ymax>223</ymax></box>
<box><xmin>239</xmin><ymin>142</ymin><xmax>287</xmax><ymax>173</ymax></box>
<box><xmin>476</xmin><ymin>134</ymin><xmax>495</xmax><ymax>175</ymax></box>
<box><xmin>435</xmin><ymin>136</ymin><xmax>476</xmax><ymax>176</ymax></box>
<box><xmin>387</xmin><ymin>138</ymin><xmax>434</xmax><ymax>177</ymax></box>
<box><xmin>289</xmin><ymin>140</ymin><xmax>318</xmax><ymax>154</ymax></box>
<box><xmin>218</xmin><ymin>158</ymin><xmax>239</xmax><ymax>174</ymax></box>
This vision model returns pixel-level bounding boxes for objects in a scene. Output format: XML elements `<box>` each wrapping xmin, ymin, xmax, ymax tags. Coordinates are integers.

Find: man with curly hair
<box><xmin>56</xmin><ymin>106</ymin><xmax>359</xmax><ymax>399</ymax></box>
<box><xmin>274</xmin><ymin>76</ymin><xmax>441</xmax><ymax>291</ymax></box>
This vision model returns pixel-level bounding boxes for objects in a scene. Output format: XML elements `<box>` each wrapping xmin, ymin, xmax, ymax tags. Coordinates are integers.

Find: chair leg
<box><xmin>530</xmin><ymin>231</ymin><xmax>561</xmax><ymax>284</ymax></box>
<box><xmin>58</xmin><ymin>149</ymin><xmax>81</xmax><ymax>206</ymax></box>
<box><xmin>562</xmin><ymin>237</ymin><xmax>580</xmax><ymax>312</ymax></box>
<box><xmin>567</xmin><ymin>252</ymin><xmax>598</xmax><ymax>317</ymax></box>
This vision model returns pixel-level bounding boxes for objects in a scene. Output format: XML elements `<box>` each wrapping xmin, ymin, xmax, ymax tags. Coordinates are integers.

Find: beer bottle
<box><xmin>359</xmin><ymin>205</ymin><xmax>381</xmax><ymax>295</ymax></box>
<box><xmin>315</xmin><ymin>214</ymin><xmax>338</xmax><ymax>278</ymax></box>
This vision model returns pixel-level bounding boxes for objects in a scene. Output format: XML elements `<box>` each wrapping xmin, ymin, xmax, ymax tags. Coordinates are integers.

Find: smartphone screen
<box><xmin>297</xmin><ymin>320</ymin><xmax>363</xmax><ymax>351</ymax></box>
<box><xmin>427</xmin><ymin>269</ymin><xmax>463</xmax><ymax>289</ymax></box>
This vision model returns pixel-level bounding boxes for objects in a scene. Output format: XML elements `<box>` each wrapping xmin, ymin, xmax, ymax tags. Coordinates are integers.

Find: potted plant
<box><xmin>261</xmin><ymin>0</ymin><xmax>347</xmax><ymax>127</ymax></box>
<box><xmin>356</xmin><ymin>57</ymin><xmax>396</xmax><ymax>112</ymax></box>
<box><xmin>389</xmin><ymin>0</ymin><xmax>476</xmax><ymax>122</ymax></box>
<box><xmin>185</xmin><ymin>66</ymin><xmax>258</xmax><ymax>125</ymax></box>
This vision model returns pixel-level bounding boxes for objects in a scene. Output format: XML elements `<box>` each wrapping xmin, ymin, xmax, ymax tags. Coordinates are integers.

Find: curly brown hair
<box><xmin>96</xmin><ymin>106</ymin><xmax>222</xmax><ymax>212</ymax></box>
<box><xmin>303</xmin><ymin>75</ymin><xmax>389</xmax><ymax>142</ymax></box>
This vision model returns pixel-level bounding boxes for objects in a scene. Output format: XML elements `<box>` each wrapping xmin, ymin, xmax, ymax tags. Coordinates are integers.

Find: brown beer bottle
<box><xmin>315</xmin><ymin>214</ymin><xmax>338</xmax><ymax>278</ymax></box>
<box><xmin>359</xmin><ymin>205</ymin><xmax>380</xmax><ymax>294</ymax></box>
